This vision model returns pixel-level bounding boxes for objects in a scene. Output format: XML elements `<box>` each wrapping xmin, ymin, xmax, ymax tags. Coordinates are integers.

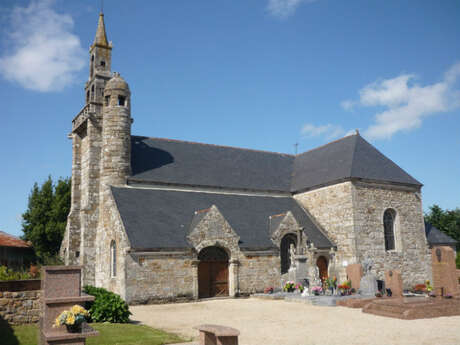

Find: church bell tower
<box><xmin>61</xmin><ymin>12</ymin><xmax>114</xmax><ymax>286</ymax></box>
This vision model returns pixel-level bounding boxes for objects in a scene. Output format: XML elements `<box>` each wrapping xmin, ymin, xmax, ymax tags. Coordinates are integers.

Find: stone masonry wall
<box><xmin>95</xmin><ymin>189</ymin><xmax>130</xmax><ymax>300</ymax></box>
<box><xmin>352</xmin><ymin>182</ymin><xmax>431</xmax><ymax>288</ymax></box>
<box><xmin>125</xmin><ymin>254</ymin><xmax>195</xmax><ymax>304</ymax></box>
<box><xmin>238</xmin><ymin>254</ymin><xmax>281</xmax><ymax>293</ymax></box>
<box><xmin>294</xmin><ymin>182</ymin><xmax>355</xmax><ymax>281</ymax></box>
<box><xmin>0</xmin><ymin>290</ymin><xmax>41</xmax><ymax>325</ymax></box>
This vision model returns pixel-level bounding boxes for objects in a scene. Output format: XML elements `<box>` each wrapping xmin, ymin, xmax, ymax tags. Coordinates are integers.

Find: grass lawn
<box><xmin>1</xmin><ymin>321</ymin><xmax>187</xmax><ymax>345</ymax></box>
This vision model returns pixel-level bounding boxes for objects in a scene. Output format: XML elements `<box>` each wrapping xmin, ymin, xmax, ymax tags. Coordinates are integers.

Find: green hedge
<box><xmin>83</xmin><ymin>285</ymin><xmax>132</xmax><ymax>323</ymax></box>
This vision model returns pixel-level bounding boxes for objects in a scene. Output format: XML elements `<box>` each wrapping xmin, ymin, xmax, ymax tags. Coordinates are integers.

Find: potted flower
<box><xmin>295</xmin><ymin>283</ymin><xmax>304</xmax><ymax>293</ymax></box>
<box><xmin>54</xmin><ymin>305</ymin><xmax>89</xmax><ymax>333</ymax></box>
<box><xmin>311</xmin><ymin>286</ymin><xmax>322</xmax><ymax>296</ymax></box>
<box><xmin>283</xmin><ymin>281</ymin><xmax>295</xmax><ymax>293</ymax></box>
<box><xmin>264</xmin><ymin>286</ymin><xmax>274</xmax><ymax>294</ymax></box>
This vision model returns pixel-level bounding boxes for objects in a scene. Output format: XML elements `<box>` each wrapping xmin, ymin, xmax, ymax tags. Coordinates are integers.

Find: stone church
<box><xmin>60</xmin><ymin>14</ymin><xmax>455</xmax><ymax>304</ymax></box>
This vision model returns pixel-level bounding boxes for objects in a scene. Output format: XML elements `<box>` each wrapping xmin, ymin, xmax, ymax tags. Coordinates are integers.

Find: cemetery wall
<box><xmin>0</xmin><ymin>290</ymin><xmax>41</xmax><ymax>324</ymax></box>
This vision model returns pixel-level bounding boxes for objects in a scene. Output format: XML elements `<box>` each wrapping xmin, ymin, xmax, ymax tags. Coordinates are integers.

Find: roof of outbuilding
<box><xmin>129</xmin><ymin>134</ymin><xmax>421</xmax><ymax>193</ymax></box>
<box><xmin>425</xmin><ymin>222</ymin><xmax>457</xmax><ymax>246</ymax></box>
<box><xmin>111</xmin><ymin>187</ymin><xmax>333</xmax><ymax>250</ymax></box>
<box><xmin>0</xmin><ymin>231</ymin><xmax>31</xmax><ymax>248</ymax></box>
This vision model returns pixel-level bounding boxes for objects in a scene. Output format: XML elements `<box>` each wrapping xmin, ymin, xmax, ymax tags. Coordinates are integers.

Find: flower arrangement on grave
<box><xmin>283</xmin><ymin>281</ymin><xmax>295</xmax><ymax>292</ymax></box>
<box><xmin>295</xmin><ymin>283</ymin><xmax>304</xmax><ymax>293</ymax></box>
<box><xmin>311</xmin><ymin>286</ymin><xmax>322</xmax><ymax>295</ymax></box>
<box><xmin>54</xmin><ymin>305</ymin><xmax>89</xmax><ymax>333</ymax></box>
<box><xmin>444</xmin><ymin>293</ymin><xmax>453</xmax><ymax>299</ymax></box>
<box><xmin>413</xmin><ymin>284</ymin><xmax>426</xmax><ymax>294</ymax></box>
<box><xmin>338</xmin><ymin>280</ymin><xmax>351</xmax><ymax>295</ymax></box>
<box><xmin>264</xmin><ymin>286</ymin><xmax>274</xmax><ymax>294</ymax></box>
<box><xmin>425</xmin><ymin>280</ymin><xmax>433</xmax><ymax>292</ymax></box>
<box><xmin>325</xmin><ymin>276</ymin><xmax>337</xmax><ymax>290</ymax></box>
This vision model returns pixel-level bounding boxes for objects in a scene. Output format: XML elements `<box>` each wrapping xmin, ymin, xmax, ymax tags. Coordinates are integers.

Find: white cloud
<box><xmin>267</xmin><ymin>0</ymin><xmax>316</xmax><ymax>19</ymax></box>
<box><xmin>301</xmin><ymin>123</ymin><xmax>347</xmax><ymax>140</ymax></box>
<box><xmin>342</xmin><ymin>62</ymin><xmax>460</xmax><ymax>140</ymax></box>
<box><xmin>0</xmin><ymin>0</ymin><xmax>86</xmax><ymax>92</ymax></box>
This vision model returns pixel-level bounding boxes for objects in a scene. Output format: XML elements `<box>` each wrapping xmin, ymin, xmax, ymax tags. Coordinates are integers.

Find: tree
<box><xmin>425</xmin><ymin>204</ymin><xmax>460</xmax><ymax>268</ymax></box>
<box><xmin>21</xmin><ymin>176</ymin><xmax>71</xmax><ymax>262</ymax></box>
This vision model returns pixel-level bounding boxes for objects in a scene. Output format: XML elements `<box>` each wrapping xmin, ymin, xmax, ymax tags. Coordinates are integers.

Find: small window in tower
<box><xmin>100</xmin><ymin>60</ymin><xmax>105</xmax><ymax>67</ymax></box>
<box><xmin>105</xmin><ymin>96</ymin><xmax>110</xmax><ymax>106</ymax></box>
<box><xmin>118</xmin><ymin>95</ymin><xmax>126</xmax><ymax>106</ymax></box>
<box><xmin>91</xmin><ymin>55</ymin><xmax>95</xmax><ymax>61</ymax></box>
<box><xmin>86</xmin><ymin>91</ymin><xmax>90</xmax><ymax>103</ymax></box>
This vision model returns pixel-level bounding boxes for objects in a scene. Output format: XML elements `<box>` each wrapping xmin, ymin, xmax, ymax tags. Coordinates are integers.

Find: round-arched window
<box><xmin>383</xmin><ymin>209</ymin><xmax>396</xmax><ymax>251</ymax></box>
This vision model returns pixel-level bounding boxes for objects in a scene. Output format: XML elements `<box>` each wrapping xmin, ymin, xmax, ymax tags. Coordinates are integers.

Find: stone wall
<box><xmin>294</xmin><ymin>182</ymin><xmax>355</xmax><ymax>281</ymax></box>
<box><xmin>0</xmin><ymin>290</ymin><xmax>41</xmax><ymax>324</ymax></box>
<box><xmin>238</xmin><ymin>254</ymin><xmax>281</xmax><ymax>293</ymax></box>
<box><xmin>124</xmin><ymin>253</ymin><xmax>195</xmax><ymax>304</ymax></box>
<box><xmin>294</xmin><ymin>181</ymin><xmax>432</xmax><ymax>287</ymax></box>
<box><xmin>352</xmin><ymin>182</ymin><xmax>431</xmax><ymax>288</ymax></box>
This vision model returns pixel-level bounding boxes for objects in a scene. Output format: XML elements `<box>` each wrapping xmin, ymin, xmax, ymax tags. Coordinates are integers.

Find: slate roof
<box><xmin>425</xmin><ymin>222</ymin><xmax>457</xmax><ymax>246</ymax></box>
<box><xmin>130</xmin><ymin>136</ymin><xmax>294</xmax><ymax>192</ymax></box>
<box><xmin>291</xmin><ymin>134</ymin><xmax>422</xmax><ymax>191</ymax></box>
<box><xmin>111</xmin><ymin>187</ymin><xmax>333</xmax><ymax>250</ymax></box>
<box><xmin>0</xmin><ymin>231</ymin><xmax>31</xmax><ymax>248</ymax></box>
<box><xmin>129</xmin><ymin>134</ymin><xmax>421</xmax><ymax>193</ymax></box>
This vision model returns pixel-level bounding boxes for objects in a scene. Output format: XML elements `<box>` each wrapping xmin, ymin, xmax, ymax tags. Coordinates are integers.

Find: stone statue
<box><xmin>289</xmin><ymin>243</ymin><xmax>296</xmax><ymax>269</ymax></box>
<box><xmin>362</xmin><ymin>257</ymin><xmax>373</xmax><ymax>274</ymax></box>
<box><xmin>359</xmin><ymin>257</ymin><xmax>377</xmax><ymax>296</ymax></box>
<box><xmin>308</xmin><ymin>263</ymin><xmax>321</xmax><ymax>287</ymax></box>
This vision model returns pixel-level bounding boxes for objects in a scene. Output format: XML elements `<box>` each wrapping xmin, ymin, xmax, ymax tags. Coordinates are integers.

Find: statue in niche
<box><xmin>289</xmin><ymin>243</ymin><xmax>296</xmax><ymax>269</ymax></box>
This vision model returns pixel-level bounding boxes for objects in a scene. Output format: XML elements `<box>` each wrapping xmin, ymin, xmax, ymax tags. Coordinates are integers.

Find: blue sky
<box><xmin>1</xmin><ymin>0</ymin><xmax>459</xmax><ymax>237</ymax></box>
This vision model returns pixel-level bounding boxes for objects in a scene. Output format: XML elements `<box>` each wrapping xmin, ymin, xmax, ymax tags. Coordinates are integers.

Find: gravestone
<box><xmin>40</xmin><ymin>266</ymin><xmax>98</xmax><ymax>345</ymax></box>
<box><xmin>431</xmin><ymin>246</ymin><xmax>460</xmax><ymax>296</ymax></box>
<box><xmin>385</xmin><ymin>270</ymin><xmax>403</xmax><ymax>297</ymax></box>
<box><xmin>346</xmin><ymin>264</ymin><xmax>363</xmax><ymax>290</ymax></box>
<box><xmin>359</xmin><ymin>258</ymin><xmax>378</xmax><ymax>296</ymax></box>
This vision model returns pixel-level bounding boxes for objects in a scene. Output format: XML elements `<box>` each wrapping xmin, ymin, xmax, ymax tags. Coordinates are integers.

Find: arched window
<box><xmin>383</xmin><ymin>209</ymin><xmax>396</xmax><ymax>251</ymax></box>
<box><xmin>110</xmin><ymin>240</ymin><xmax>116</xmax><ymax>277</ymax></box>
<box><xmin>280</xmin><ymin>234</ymin><xmax>297</xmax><ymax>274</ymax></box>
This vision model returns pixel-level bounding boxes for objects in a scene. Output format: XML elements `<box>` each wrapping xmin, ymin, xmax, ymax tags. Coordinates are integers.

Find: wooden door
<box><xmin>198</xmin><ymin>261</ymin><xmax>229</xmax><ymax>298</ymax></box>
<box><xmin>316</xmin><ymin>256</ymin><xmax>328</xmax><ymax>283</ymax></box>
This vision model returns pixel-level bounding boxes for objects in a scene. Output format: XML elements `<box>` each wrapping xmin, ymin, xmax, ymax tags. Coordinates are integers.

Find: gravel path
<box><xmin>130</xmin><ymin>298</ymin><xmax>460</xmax><ymax>345</ymax></box>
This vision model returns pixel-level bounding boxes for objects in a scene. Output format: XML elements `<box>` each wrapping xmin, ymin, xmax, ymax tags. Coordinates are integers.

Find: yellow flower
<box><xmin>66</xmin><ymin>313</ymin><xmax>76</xmax><ymax>325</ymax></box>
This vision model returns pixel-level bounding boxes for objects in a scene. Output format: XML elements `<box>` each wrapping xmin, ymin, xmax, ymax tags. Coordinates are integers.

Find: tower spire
<box><xmin>93</xmin><ymin>12</ymin><xmax>109</xmax><ymax>47</ymax></box>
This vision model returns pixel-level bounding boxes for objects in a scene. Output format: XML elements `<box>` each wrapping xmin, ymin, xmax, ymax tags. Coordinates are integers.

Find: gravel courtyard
<box><xmin>130</xmin><ymin>298</ymin><xmax>460</xmax><ymax>345</ymax></box>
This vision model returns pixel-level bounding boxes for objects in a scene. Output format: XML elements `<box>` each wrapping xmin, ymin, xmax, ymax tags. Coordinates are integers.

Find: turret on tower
<box><xmin>101</xmin><ymin>72</ymin><xmax>132</xmax><ymax>186</ymax></box>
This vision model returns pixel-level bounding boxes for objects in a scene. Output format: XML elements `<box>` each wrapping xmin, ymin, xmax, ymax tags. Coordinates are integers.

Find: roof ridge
<box><xmin>131</xmin><ymin>135</ymin><xmax>295</xmax><ymax>157</ymax></box>
<box><xmin>295</xmin><ymin>133</ymin><xmax>357</xmax><ymax>157</ymax></box>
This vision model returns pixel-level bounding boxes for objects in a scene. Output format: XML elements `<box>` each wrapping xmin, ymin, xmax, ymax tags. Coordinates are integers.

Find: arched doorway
<box><xmin>316</xmin><ymin>256</ymin><xmax>328</xmax><ymax>283</ymax></box>
<box><xmin>280</xmin><ymin>234</ymin><xmax>297</xmax><ymax>274</ymax></box>
<box><xmin>198</xmin><ymin>246</ymin><xmax>229</xmax><ymax>298</ymax></box>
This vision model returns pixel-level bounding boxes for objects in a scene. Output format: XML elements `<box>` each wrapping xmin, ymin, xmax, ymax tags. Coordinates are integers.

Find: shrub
<box><xmin>0</xmin><ymin>266</ymin><xmax>34</xmax><ymax>281</ymax></box>
<box><xmin>83</xmin><ymin>285</ymin><xmax>131</xmax><ymax>323</ymax></box>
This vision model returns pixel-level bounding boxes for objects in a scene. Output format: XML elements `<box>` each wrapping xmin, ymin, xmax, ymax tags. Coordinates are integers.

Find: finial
<box><xmin>355</xmin><ymin>129</ymin><xmax>360</xmax><ymax>135</ymax></box>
